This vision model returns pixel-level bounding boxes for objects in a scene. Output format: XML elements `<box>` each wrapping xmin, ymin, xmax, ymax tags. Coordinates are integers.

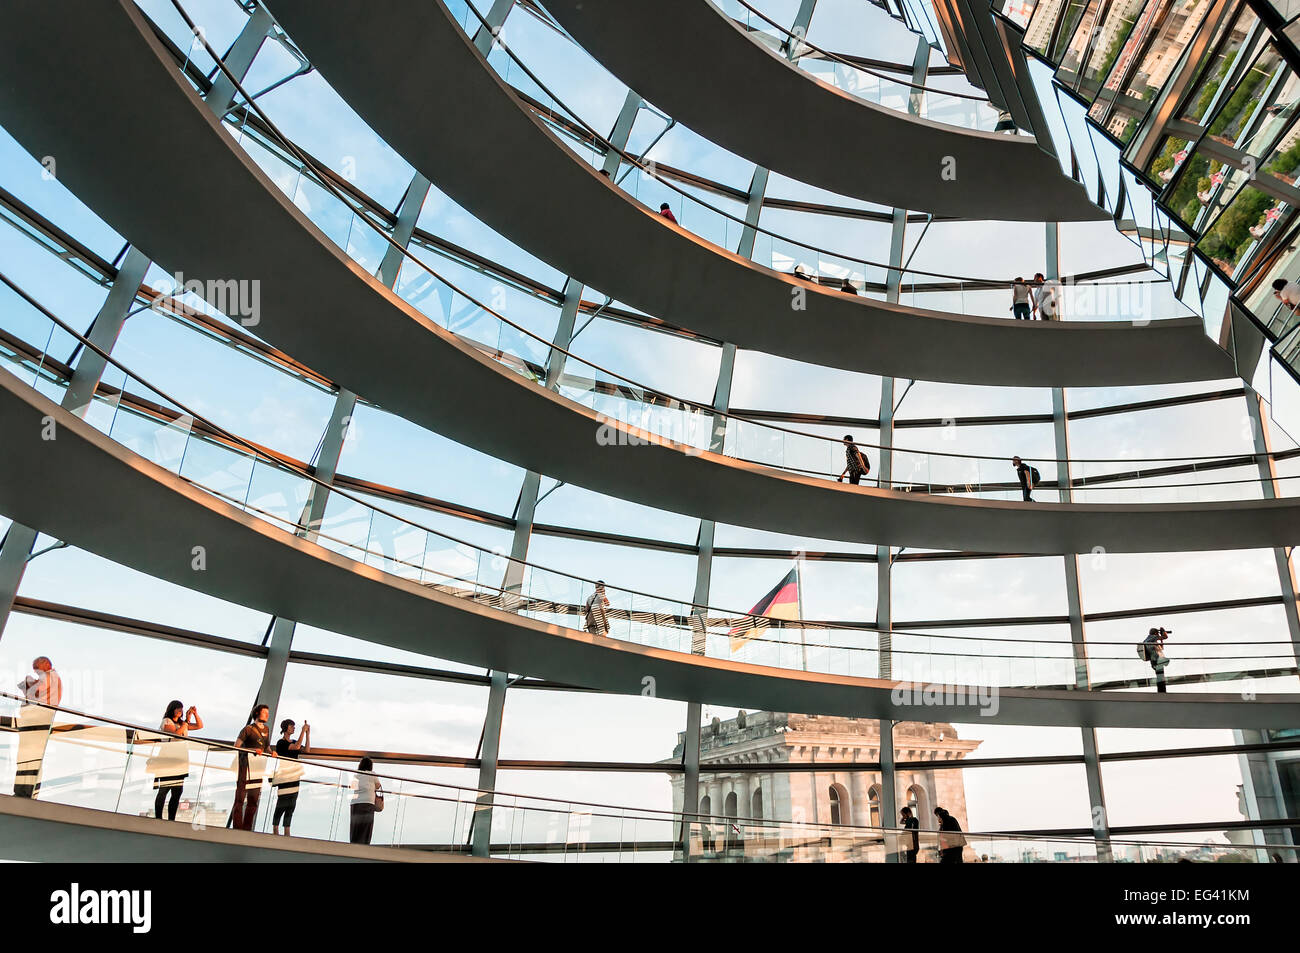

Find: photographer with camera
<box><xmin>1141</xmin><ymin>627</ymin><xmax>1172</xmax><ymax>693</ymax></box>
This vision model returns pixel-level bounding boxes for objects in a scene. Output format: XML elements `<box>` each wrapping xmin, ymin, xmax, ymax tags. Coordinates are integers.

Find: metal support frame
<box><xmin>471</xmin><ymin>668</ymin><xmax>509</xmax><ymax>857</ymax></box>
<box><xmin>254</xmin><ymin>171</ymin><xmax>431</xmax><ymax>724</ymax></box>
<box><xmin>471</xmin><ymin>86</ymin><xmax>647</xmax><ymax>854</ymax></box>
<box><xmin>681</xmin><ymin>342</ymin><xmax>737</xmax><ymax>861</ymax></box>
<box><xmin>783</xmin><ymin>0</ymin><xmax>820</xmax><ymax>60</ymax></box>
<box><xmin>0</xmin><ymin>247</ymin><xmax>152</xmax><ymax>641</ymax></box>
<box><xmin>679</xmin><ymin>152</ymin><xmax>770</xmax><ymax>858</ymax></box>
<box><xmin>1</xmin><ymin>4</ymin><xmax>279</xmax><ymax>644</ymax></box>
<box><xmin>472</xmin><ymin>0</ymin><xmax>518</xmax><ymax>56</ymax></box>
<box><xmin>1234</xmin><ymin>385</ymin><xmax>1300</xmax><ymax>852</ymax></box>
<box><xmin>876</xmin><ymin>38</ymin><xmax>929</xmax><ymax>849</ymax></box>
<box><xmin>1045</xmin><ymin>220</ymin><xmax>1112</xmax><ymax>856</ymax></box>
<box><xmin>207</xmin><ymin>5</ymin><xmax>274</xmax><ymax>117</ymax></box>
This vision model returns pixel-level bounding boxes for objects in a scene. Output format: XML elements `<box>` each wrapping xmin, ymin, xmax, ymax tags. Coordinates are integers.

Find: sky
<box><xmin>0</xmin><ymin>0</ymin><xmax>1293</xmax><ymax>843</ymax></box>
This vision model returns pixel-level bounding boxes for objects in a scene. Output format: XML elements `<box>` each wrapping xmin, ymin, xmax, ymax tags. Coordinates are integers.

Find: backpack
<box><xmin>1029</xmin><ymin>465</ymin><xmax>1041</xmax><ymax>485</ymax></box>
<box><xmin>858</xmin><ymin>450</ymin><xmax>871</xmax><ymax>474</ymax></box>
<box><xmin>1137</xmin><ymin>643</ymin><xmax>1149</xmax><ymax>661</ymax></box>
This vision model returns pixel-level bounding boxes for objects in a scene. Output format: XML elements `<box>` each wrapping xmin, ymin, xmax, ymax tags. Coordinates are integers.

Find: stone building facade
<box><xmin>667</xmin><ymin>711</ymin><xmax>980</xmax><ymax>837</ymax></box>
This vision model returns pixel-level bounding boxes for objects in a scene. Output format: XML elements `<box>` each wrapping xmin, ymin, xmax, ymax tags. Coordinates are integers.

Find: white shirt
<box><xmin>1277</xmin><ymin>280</ymin><xmax>1300</xmax><ymax>309</ymax></box>
<box><xmin>1035</xmin><ymin>280</ymin><xmax>1061</xmax><ymax>318</ymax></box>
<box><xmin>1011</xmin><ymin>282</ymin><xmax>1032</xmax><ymax>305</ymax></box>
<box><xmin>19</xmin><ymin>669</ymin><xmax>62</xmax><ymax>707</ymax></box>
<box><xmin>353</xmin><ymin>771</ymin><xmax>380</xmax><ymax>806</ymax></box>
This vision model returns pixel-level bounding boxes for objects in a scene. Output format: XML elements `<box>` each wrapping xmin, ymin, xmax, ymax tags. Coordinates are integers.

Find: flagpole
<box><xmin>796</xmin><ymin>558</ymin><xmax>807</xmax><ymax>672</ymax></box>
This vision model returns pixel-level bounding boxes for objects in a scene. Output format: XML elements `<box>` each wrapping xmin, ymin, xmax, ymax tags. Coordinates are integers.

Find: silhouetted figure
<box><xmin>900</xmin><ymin>806</ymin><xmax>919</xmax><ymax>863</ymax></box>
<box><xmin>935</xmin><ymin>806</ymin><xmax>965</xmax><ymax>863</ymax></box>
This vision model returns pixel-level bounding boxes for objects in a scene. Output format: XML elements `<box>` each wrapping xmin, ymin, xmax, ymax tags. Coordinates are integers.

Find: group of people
<box><xmin>5</xmin><ymin>660</ymin><xmax>382</xmax><ymax>845</ymax></box>
<box><xmin>1011</xmin><ymin>274</ymin><xmax>1062</xmax><ymax>320</ymax></box>
<box><xmin>225</xmin><ymin>702</ymin><xmax>378</xmax><ymax>844</ymax></box>
<box><xmin>898</xmin><ymin>805</ymin><xmax>966</xmax><ymax>863</ymax></box>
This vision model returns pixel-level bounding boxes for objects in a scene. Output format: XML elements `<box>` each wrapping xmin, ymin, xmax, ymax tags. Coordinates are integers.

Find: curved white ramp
<box><xmin>544</xmin><ymin>0</ymin><xmax>1102</xmax><ymax>221</ymax></box>
<box><xmin>261</xmin><ymin>0</ymin><xmax>1232</xmax><ymax>387</ymax></box>
<box><xmin>0</xmin><ymin>370</ymin><xmax>1296</xmax><ymax>729</ymax></box>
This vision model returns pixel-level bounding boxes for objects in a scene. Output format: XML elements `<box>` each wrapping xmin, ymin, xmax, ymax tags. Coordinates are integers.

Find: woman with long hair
<box><xmin>149</xmin><ymin>700</ymin><xmax>202</xmax><ymax>820</ymax></box>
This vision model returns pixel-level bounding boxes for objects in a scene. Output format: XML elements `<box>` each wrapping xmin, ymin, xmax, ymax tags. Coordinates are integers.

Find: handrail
<box><xmin>7</xmin><ymin>266</ymin><xmax>1300</xmax><ymax>670</ymax></box>
<box><xmin>3</xmin><ymin>689</ymin><xmax>1292</xmax><ymax>855</ymax></box>
<box><xmin>715</xmin><ymin>0</ymin><xmax>991</xmax><ymax>101</ymax></box>
<box><xmin>154</xmin><ymin>3</ymin><xmax>1269</xmax><ymax>477</ymax></box>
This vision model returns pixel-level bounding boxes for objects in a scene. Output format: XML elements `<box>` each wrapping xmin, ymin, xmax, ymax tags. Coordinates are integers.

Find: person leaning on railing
<box><xmin>148</xmin><ymin>700</ymin><xmax>202</xmax><ymax>821</ymax></box>
<box><xmin>935</xmin><ymin>806</ymin><xmax>966</xmax><ymax>864</ymax></box>
<box><xmin>1032</xmin><ymin>272</ymin><xmax>1061</xmax><ymax>320</ymax></box>
<box><xmin>350</xmin><ymin>756</ymin><xmax>383</xmax><ymax>846</ymax></box>
<box><xmin>1010</xmin><ymin>277</ymin><xmax>1032</xmax><ymax>320</ymax></box>
<box><xmin>1273</xmin><ymin>278</ymin><xmax>1300</xmax><ymax>318</ymax></box>
<box><xmin>272</xmin><ymin>717</ymin><xmax>309</xmax><ymax>836</ymax></box>
<box><xmin>230</xmin><ymin>703</ymin><xmax>270</xmax><ymax>831</ymax></box>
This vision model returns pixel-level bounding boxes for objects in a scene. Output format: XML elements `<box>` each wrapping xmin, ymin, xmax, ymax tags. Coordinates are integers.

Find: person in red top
<box><xmin>659</xmin><ymin>202</ymin><xmax>678</xmax><ymax>224</ymax></box>
<box><xmin>13</xmin><ymin>656</ymin><xmax>62</xmax><ymax>797</ymax></box>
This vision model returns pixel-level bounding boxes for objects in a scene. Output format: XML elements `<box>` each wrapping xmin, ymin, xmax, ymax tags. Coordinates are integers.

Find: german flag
<box><xmin>729</xmin><ymin>566</ymin><xmax>800</xmax><ymax>652</ymax></box>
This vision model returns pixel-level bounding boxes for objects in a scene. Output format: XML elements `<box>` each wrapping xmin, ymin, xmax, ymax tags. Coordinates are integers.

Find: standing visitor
<box><xmin>935</xmin><ymin>806</ymin><xmax>966</xmax><ymax>863</ymax></box>
<box><xmin>584</xmin><ymin>580</ymin><xmax>612</xmax><ymax>637</ymax></box>
<box><xmin>230</xmin><ymin>703</ymin><xmax>270</xmax><ymax>831</ymax></box>
<box><xmin>1010</xmin><ymin>277</ymin><xmax>1032</xmax><ymax>320</ymax></box>
<box><xmin>149</xmin><ymin>700</ymin><xmax>202</xmax><ymax>820</ymax></box>
<box><xmin>900</xmin><ymin>805</ymin><xmax>920</xmax><ymax>863</ymax></box>
<box><xmin>272</xmin><ymin>718</ymin><xmax>310</xmax><ymax>835</ymax></box>
<box><xmin>350</xmin><ymin>756</ymin><xmax>383</xmax><ymax>845</ymax></box>
<box><xmin>1033</xmin><ymin>272</ymin><xmax>1062</xmax><ymax>320</ymax></box>
<box><xmin>13</xmin><ymin>656</ymin><xmax>62</xmax><ymax>798</ymax></box>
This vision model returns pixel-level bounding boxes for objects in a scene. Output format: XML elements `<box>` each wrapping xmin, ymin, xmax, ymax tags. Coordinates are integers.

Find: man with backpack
<box><xmin>838</xmin><ymin>435</ymin><xmax>871</xmax><ymax>486</ymax></box>
<box><xmin>1012</xmin><ymin>456</ymin><xmax>1039</xmax><ymax>502</ymax></box>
